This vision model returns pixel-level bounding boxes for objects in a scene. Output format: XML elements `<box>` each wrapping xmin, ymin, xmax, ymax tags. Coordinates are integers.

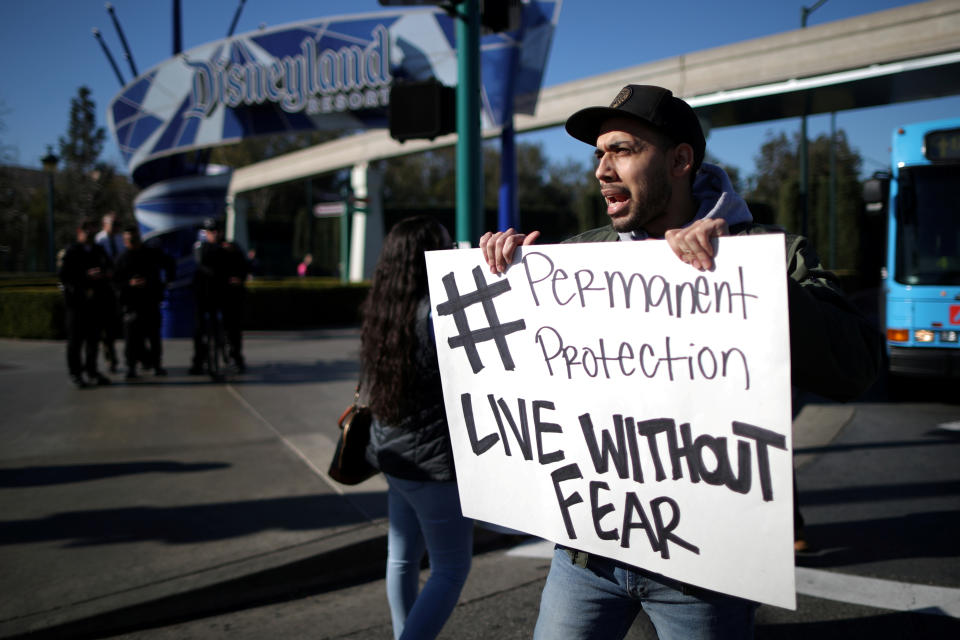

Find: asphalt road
<box><xmin>110</xmin><ymin>392</ymin><xmax>960</xmax><ymax>640</ymax></box>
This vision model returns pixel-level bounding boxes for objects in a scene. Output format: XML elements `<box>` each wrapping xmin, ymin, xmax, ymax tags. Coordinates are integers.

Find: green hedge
<box><xmin>0</xmin><ymin>274</ymin><xmax>59</xmax><ymax>287</ymax></box>
<box><xmin>0</xmin><ymin>279</ymin><xmax>371</xmax><ymax>339</ymax></box>
<box><xmin>0</xmin><ymin>288</ymin><xmax>66</xmax><ymax>339</ymax></box>
<box><xmin>243</xmin><ymin>279</ymin><xmax>370</xmax><ymax>329</ymax></box>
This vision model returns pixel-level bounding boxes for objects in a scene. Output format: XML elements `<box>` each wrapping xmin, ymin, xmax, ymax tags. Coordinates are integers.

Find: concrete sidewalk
<box><xmin>0</xmin><ymin>330</ymin><xmax>398</xmax><ymax>639</ymax></box>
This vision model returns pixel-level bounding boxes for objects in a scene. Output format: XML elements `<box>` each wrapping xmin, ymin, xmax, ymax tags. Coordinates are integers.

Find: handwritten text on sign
<box><xmin>425</xmin><ymin>236</ymin><xmax>795</xmax><ymax>609</ymax></box>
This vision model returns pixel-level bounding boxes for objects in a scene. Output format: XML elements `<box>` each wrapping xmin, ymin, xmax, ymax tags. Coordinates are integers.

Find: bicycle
<box><xmin>203</xmin><ymin>307</ymin><xmax>231</xmax><ymax>382</ymax></box>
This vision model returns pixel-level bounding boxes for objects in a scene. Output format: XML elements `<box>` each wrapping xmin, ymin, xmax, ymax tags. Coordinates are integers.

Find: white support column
<box><xmin>225</xmin><ymin>191</ymin><xmax>236</xmax><ymax>241</ymax></box>
<box><xmin>348</xmin><ymin>161</ymin><xmax>384</xmax><ymax>282</ymax></box>
<box><xmin>225</xmin><ymin>192</ymin><xmax>250</xmax><ymax>250</ymax></box>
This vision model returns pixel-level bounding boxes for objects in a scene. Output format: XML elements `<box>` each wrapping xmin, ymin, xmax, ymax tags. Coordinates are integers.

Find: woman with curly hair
<box><xmin>362</xmin><ymin>215</ymin><xmax>473</xmax><ymax>640</ymax></box>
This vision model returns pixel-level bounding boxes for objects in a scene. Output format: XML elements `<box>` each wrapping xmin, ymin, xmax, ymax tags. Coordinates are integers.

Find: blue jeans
<box><xmin>534</xmin><ymin>547</ymin><xmax>758</xmax><ymax>640</ymax></box>
<box><xmin>385</xmin><ymin>475</ymin><xmax>474</xmax><ymax>640</ymax></box>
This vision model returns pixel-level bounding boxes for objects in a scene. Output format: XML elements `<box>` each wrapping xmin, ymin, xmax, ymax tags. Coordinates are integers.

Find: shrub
<box><xmin>243</xmin><ymin>279</ymin><xmax>370</xmax><ymax>329</ymax></box>
<box><xmin>0</xmin><ymin>279</ymin><xmax>371</xmax><ymax>338</ymax></box>
<box><xmin>0</xmin><ymin>288</ymin><xmax>66</xmax><ymax>339</ymax></box>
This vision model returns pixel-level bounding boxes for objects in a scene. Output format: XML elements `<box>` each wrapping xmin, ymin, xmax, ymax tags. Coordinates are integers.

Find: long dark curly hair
<box><xmin>360</xmin><ymin>216</ymin><xmax>451</xmax><ymax>424</ymax></box>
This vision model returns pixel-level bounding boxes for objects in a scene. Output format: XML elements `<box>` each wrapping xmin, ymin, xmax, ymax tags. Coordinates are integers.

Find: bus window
<box><xmin>894</xmin><ymin>165</ymin><xmax>960</xmax><ymax>286</ymax></box>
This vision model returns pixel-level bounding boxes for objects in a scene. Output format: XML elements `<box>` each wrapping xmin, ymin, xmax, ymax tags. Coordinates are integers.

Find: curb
<box><xmin>0</xmin><ymin>520</ymin><xmax>388</xmax><ymax>640</ymax></box>
<box><xmin>1</xmin><ymin>522</ymin><xmax>525</xmax><ymax>640</ymax></box>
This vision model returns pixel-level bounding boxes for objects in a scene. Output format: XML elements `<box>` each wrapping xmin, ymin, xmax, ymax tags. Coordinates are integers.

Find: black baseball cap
<box><xmin>565</xmin><ymin>85</ymin><xmax>705</xmax><ymax>172</ymax></box>
<box><xmin>200</xmin><ymin>217</ymin><xmax>221</xmax><ymax>231</ymax></box>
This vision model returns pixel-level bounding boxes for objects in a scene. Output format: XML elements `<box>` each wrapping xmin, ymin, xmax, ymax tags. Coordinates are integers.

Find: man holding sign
<box><xmin>475</xmin><ymin>85</ymin><xmax>880</xmax><ymax>639</ymax></box>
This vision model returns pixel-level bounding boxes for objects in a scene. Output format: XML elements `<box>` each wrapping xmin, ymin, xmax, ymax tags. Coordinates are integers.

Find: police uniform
<box><xmin>59</xmin><ymin>241</ymin><xmax>113</xmax><ymax>386</ymax></box>
<box><xmin>114</xmin><ymin>241</ymin><xmax>175</xmax><ymax>377</ymax></box>
<box><xmin>190</xmin><ymin>231</ymin><xmax>249</xmax><ymax>374</ymax></box>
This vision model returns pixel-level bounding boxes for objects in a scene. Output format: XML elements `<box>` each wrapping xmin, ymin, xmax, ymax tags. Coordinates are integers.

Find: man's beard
<box><xmin>610</xmin><ymin>174</ymin><xmax>672</xmax><ymax>234</ymax></box>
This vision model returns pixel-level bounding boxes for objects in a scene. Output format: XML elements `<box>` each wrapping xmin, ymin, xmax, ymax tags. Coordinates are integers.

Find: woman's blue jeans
<box><xmin>385</xmin><ymin>474</ymin><xmax>474</xmax><ymax>640</ymax></box>
<box><xmin>534</xmin><ymin>547</ymin><xmax>758</xmax><ymax>640</ymax></box>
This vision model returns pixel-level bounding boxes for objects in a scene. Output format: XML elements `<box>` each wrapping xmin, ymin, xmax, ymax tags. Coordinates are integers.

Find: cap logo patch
<box><xmin>610</xmin><ymin>86</ymin><xmax>632</xmax><ymax>108</ymax></box>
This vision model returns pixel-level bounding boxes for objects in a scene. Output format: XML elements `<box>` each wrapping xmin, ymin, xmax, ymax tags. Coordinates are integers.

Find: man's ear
<box><xmin>671</xmin><ymin>143</ymin><xmax>694</xmax><ymax>179</ymax></box>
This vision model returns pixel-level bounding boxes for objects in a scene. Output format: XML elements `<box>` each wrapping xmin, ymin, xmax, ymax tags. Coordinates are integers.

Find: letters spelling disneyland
<box><xmin>189</xmin><ymin>25</ymin><xmax>393</xmax><ymax>116</ymax></box>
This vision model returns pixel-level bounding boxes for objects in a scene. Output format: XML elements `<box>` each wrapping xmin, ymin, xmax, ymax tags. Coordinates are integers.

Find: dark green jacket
<box><xmin>564</xmin><ymin>223</ymin><xmax>882</xmax><ymax>401</ymax></box>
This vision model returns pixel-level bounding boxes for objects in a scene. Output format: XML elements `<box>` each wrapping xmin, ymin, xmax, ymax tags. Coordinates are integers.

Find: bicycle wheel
<box><xmin>208</xmin><ymin>313</ymin><xmax>225</xmax><ymax>381</ymax></box>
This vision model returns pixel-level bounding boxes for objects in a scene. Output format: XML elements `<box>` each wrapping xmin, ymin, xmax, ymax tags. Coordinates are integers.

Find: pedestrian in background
<box><xmin>221</xmin><ymin>236</ymin><xmax>249</xmax><ymax>373</ymax></box>
<box><xmin>190</xmin><ymin>218</ymin><xmax>249</xmax><ymax>375</ymax></box>
<box><xmin>190</xmin><ymin>218</ymin><xmax>226</xmax><ymax>375</ymax></box>
<box><xmin>59</xmin><ymin>217</ymin><xmax>113</xmax><ymax>388</ymax></box>
<box><xmin>94</xmin><ymin>212</ymin><xmax>126</xmax><ymax>262</ymax></box>
<box><xmin>362</xmin><ymin>216</ymin><xmax>473</xmax><ymax>640</ymax></box>
<box><xmin>94</xmin><ymin>211</ymin><xmax>125</xmax><ymax>373</ymax></box>
<box><xmin>297</xmin><ymin>252</ymin><xmax>313</xmax><ymax>277</ymax></box>
<box><xmin>246</xmin><ymin>247</ymin><xmax>263</xmax><ymax>279</ymax></box>
<box><xmin>113</xmin><ymin>225</ymin><xmax>175</xmax><ymax>379</ymax></box>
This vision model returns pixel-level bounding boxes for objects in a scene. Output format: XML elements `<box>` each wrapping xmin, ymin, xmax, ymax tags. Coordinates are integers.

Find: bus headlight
<box><xmin>914</xmin><ymin>330</ymin><xmax>935</xmax><ymax>342</ymax></box>
<box><xmin>940</xmin><ymin>330</ymin><xmax>959</xmax><ymax>343</ymax></box>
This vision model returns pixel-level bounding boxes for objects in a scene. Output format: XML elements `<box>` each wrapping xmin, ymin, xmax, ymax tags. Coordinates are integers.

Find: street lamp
<box><xmin>41</xmin><ymin>146</ymin><xmax>58</xmax><ymax>272</ymax></box>
<box><xmin>799</xmin><ymin>0</ymin><xmax>829</xmax><ymax>240</ymax></box>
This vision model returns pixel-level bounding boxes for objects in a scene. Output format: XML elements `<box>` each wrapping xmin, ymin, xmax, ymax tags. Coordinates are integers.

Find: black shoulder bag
<box><xmin>328</xmin><ymin>383</ymin><xmax>378</xmax><ymax>485</ymax></box>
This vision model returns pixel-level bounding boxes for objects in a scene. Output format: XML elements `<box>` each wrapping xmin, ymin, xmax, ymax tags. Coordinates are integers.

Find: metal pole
<box><xmin>92</xmin><ymin>29</ymin><xmax>126</xmax><ymax>87</ymax></box>
<box><xmin>829</xmin><ymin>111</ymin><xmax>837</xmax><ymax>269</ymax></box>
<box><xmin>499</xmin><ymin>122</ymin><xmax>517</xmax><ymax>231</ymax></box>
<box><xmin>306</xmin><ymin>178</ymin><xmax>313</xmax><ymax>256</ymax></box>
<box><xmin>227</xmin><ymin>0</ymin><xmax>247</xmax><ymax>37</ymax></box>
<box><xmin>498</xmin><ymin>29</ymin><xmax>520</xmax><ymax>232</ymax></box>
<box><xmin>799</xmin><ymin>0</ymin><xmax>828</xmax><ymax>240</ymax></box>
<box><xmin>800</xmin><ymin>107</ymin><xmax>809</xmax><ymax>238</ymax></box>
<box><xmin>173</xmin><ymin>0</ymin><xmax>183</xmax><ymax>54</ymax></box>
<box><xmin>455</xmin><ymin>0</ymin><xmax>482</xmax><ymax>246</ymax></box>
<box><xmin>46</xmin><ymin>172</ymin><xmax>55</xmax><ymax>272</ymax></box>
<box><xmin>340</xmin><ymin>187</ymin><xmax>351</xmax><ymax>283</ymax></box>
<box><xmin>106</xmin><ymin>2</ymin><xmax>138</xmax><ymax>77</ymax></box>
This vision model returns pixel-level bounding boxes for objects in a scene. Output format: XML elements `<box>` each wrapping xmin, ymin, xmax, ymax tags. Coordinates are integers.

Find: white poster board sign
<box><xmin>425</xmin><ymin>235</ymin><xmax>795</xmax><ymax>609</ymax></box>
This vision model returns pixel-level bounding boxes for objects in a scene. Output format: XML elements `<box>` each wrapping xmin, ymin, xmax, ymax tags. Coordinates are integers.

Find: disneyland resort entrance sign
<box><xmin>188</xmin><ymin>25</ymin><xmax>393</xmax><ymax>118</ymax></box>
<box><xmin>107</xmin><ymin>3</ymin><xmax>561</xmax><ymax>181</ymax></box>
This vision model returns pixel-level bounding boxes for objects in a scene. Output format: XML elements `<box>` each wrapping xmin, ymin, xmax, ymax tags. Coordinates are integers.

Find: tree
<box><xmin>705</xmin><ymin>152</ymin><xmax>743</xmax><ymax>194</ymax></box>
<box><xmin>381</xmin><ymin>140</ymin><xmax>596</xmax><ymax>242</ymax></box>
<box><xmin>381</xmin><ymin>147</ymin><xmax>458</xmax><ymax>207</ymax></box>
<box><xmin>48</xmin><ymin>86</ymin><xmax>136</xmax><ymax>258</ymax></box>
<box><xmin>746</xmin><ymin>129</ymin><xmax>863</xmax><ymax>272</ymax></box>
<box><xmin>59</xmin><ymin>87</ymin><xmax>105</xmax><ymax>174</ymax></box>
<box><xmin>0</xmin><ymin>102</ymin><xmax>30</xmax><ymax>271</ymax></box>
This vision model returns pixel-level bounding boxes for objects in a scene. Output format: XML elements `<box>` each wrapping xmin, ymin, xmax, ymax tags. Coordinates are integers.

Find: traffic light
<box><xmin>377</xmin><ymin>1</ymin><xmax>520</xmax><ymax>33</ymax></box>
<box><xmin>480</xmin><ymin>0</ymin><xmax>521</xmax><ymax>33</ymax></box>
<box><xmin>388</xmin><ymin>79</ymin><xmax>456</xmax><ymax>142</ymax></box>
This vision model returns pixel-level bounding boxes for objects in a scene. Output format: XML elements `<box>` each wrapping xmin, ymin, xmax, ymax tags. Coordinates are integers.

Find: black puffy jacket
<box><xmin>365</xmin><ymin>297</ymin><xmax>457</xmax><ymax>482</ymax></box>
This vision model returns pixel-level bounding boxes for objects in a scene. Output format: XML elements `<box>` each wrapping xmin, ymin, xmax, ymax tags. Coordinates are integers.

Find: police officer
<box><xmin>94</xmin><ymin>211</ymin><xmax>125</xmax><ymax>373</ymax></box>
<box><xmin>114</xmin><ymin>225</ymin><xmax>175</xmax><ymax>379</ymax></box>
<box><xmin>59</xmin><ymin>217</ymin><xmax>113</xmax><ymax>387</ymax></box>
<box><xmin>221</xmin><ymin>236</ymin><xmax>249</xmax><ymax>373</ymax></box>
<box><xmin>189</xmin><ymin>218</ymin><xmax>249</xmax><ymax>375</ymax></box>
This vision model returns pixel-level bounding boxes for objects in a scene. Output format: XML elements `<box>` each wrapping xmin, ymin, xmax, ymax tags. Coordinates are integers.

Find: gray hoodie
<box><xmin>617</xmin><ymin>163</ymin><xmax>753</xmax><ymax>241</ymax></box>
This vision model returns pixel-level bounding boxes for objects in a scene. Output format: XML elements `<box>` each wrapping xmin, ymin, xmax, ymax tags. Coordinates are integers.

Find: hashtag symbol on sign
<box><xmin>436</xmin><ymin>266</ymin><xmax>526</xmax><ymax>373</ymax></box>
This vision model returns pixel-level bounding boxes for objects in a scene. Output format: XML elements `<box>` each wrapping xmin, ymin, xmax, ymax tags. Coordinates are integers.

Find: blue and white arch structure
<box><xmin>107</xmin><ymin>2</ymin><xmax>561</xmax><ymax>335</ymax></box>
<box><xmin>108</xmin><ymin>3</ymin><xmax>560</xmax><ymax>181</ymax></box>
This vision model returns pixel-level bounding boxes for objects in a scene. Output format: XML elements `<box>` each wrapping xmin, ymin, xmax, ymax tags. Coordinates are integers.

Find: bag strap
<box><xmin>338</xmin><ymin>381</ymin><xmax>365</xmax><ymax>427</ymax></box>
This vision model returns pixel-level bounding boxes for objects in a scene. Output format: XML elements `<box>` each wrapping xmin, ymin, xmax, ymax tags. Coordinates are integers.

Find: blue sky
<box><xmin>1</xmin><ymin>0</ymin><xmax>956</xmax><ymax>181</ymax></box>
